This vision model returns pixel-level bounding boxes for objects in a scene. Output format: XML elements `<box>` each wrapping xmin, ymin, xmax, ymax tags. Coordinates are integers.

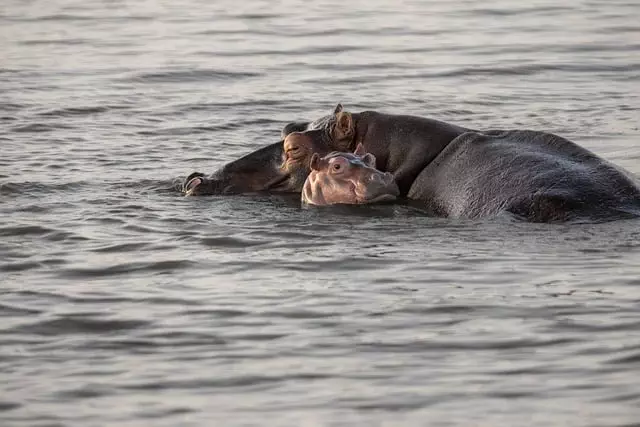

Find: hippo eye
<box><xmin>333</xmin><ymin>163</ymin><xmax>341</xmax><ymax>171</ymax></box>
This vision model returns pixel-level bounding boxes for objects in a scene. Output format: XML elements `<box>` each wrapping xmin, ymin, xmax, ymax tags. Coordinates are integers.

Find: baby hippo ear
<box><xmin>309</xmin><ymin>153</ymin><xmax>321</xmax><ymax>171</ymax></box>
<box><xmin>362</xmin><ymin>153</ymin><xmax>377</xmax><ymax>168</ymax></box>
<box><xmin>333</xmin><ymin>103</ymin><xmax>343</xmax><ymax>114</ymax></box>
<box><xmin>354</xmin><ymin>143</ymin><xmax>376</xmax><ymax>167</ymax></box>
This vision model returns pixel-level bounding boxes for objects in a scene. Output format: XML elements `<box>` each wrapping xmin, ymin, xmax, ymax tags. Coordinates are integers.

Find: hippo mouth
<box><xmin>358</xmin><ymin>193</ymin><xmax>398</xmax><ymax>204</ymax></box>
<box><xmin>262</xmin><ymin>173</ymin><xmax>291</xmax><ymax>191</ymax></box>
<box><xmin>356</xmin><ymin>193</ymin><xmax>397</xmax><ymax>205</ymax></box>
<box><xmin>354</xmin><ymin>184</ymin><xmax>399</xmax><ymax>204</ymax></box>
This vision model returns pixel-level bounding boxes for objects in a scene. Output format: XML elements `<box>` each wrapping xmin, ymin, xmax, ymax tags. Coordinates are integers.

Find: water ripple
<box><xmin>124</xmin><ymin>69</ymin><xmax>263</xmax><ymax>83</ymax></box>
<box><xmin>6</xmin><ymin>317</ymin><xmax>149</xmax><ymax>336</ymax></box>
<box><xmin>3</xmin><ymin>0</ymin><xmax>640</xmax><ymax>425</ymax></box>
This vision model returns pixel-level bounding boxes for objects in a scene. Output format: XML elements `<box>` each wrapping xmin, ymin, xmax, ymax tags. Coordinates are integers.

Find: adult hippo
<box><xmin>302</xmin><ymin>144</ymin><xmax>399</xmax><ymax>206</ymax></box>
<box><xmin>281</xmin><ymin>105</ymin><xmax>640</xmax><ymax>222</ymax></box>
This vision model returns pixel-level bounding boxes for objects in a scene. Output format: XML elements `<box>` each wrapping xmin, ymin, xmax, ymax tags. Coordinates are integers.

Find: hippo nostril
<box><xmin>184</xmin><ymin>177</ymin><xmax>203</xmax><ymax>195</ymax></box>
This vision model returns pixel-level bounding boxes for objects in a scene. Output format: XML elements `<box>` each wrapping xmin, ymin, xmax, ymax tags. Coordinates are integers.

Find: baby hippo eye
<box><xmin>333</xmin><ymin>163</ymin><xmax>341</xmax><ymax>171</ymax></box>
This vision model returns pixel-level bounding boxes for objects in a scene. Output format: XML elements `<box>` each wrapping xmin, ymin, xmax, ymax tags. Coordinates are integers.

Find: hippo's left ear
<box><xmin>309</xmin><ymin>153</ymin><xmax>321</xmax><ymax>171</ymax></box>
<box><xmin>333</xmin><ymin>111</ymin><xmax>354</xmax><ymax>143</ymax></box>
<box><xmin>362</xmin><ymin>153</ymin><xmax>377</xmax><ymax>168</ymax></box>
<box><xmin>334</xmin><ymin>103</ymin><xmax>343</xmax><ymax>114</ymax></box>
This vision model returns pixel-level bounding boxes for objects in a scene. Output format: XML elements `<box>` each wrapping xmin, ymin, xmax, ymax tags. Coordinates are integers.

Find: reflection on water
<box><xmin>2</xmin><ymin>0</ymin><xmax>640</xmax><ymax>425</ymax></box>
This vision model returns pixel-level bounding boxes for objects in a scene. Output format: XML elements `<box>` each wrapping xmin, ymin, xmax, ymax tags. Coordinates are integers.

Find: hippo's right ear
<box><xmin>333</xmin><ymin>103</ymin><xmax>343</xmax><ymax>114</ymax></box>
<box><xmin>309</xmin><ymin>153</ymin><xmax>321</xmax><ymax>171</ymax></box>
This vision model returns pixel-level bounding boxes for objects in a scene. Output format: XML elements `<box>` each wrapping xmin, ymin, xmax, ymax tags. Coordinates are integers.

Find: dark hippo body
<box><xmin>408</xmin><ymin>130</ymin><xmax>640</xmax><ymax>221</ymax></box>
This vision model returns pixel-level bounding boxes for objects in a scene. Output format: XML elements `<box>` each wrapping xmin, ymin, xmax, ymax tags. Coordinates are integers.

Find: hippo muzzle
<box><xmin>302</xmin><ymin>144</ymin><xmax>400</xmax><ymax>206</ymax></box>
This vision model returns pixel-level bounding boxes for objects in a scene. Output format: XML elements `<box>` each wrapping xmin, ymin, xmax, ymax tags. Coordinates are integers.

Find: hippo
<box><xmin>302</xmin><ymin>144</ymin><xmax>399</xmax><ymax>206</ymax></box>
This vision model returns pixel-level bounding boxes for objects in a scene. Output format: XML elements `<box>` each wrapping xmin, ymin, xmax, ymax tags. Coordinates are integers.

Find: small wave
<box><xmin>8</xmin><ymin>316</ymin><xmax>149</xmax><ymax>336</ymax></box>
<box><xmin>0</xmin><ymin>180</ymin><xmax>98</xmax><ymax>196</ymax></box>
<box><xmin>0</xmin><ymin>101</ymin><xmax>28</xmax><ymax>111</ymax></box>
<box><xmin>120</xmin><ymin>375</ymin><xmax>284</xmax><ymax>391</ymax></box>
<box><xmin>58</xmin><ymin>260</ymin><xmax>195</xmax><ymax>278</ymax></box>
<box><xmin>122</xmin><ymin>68</ymin><xmax>262</xmax><ymax>83</ymax></box>
<box><xmin>10</xmin><ymin>122</ymin><xmax>74</xmax><ymax>133</ymax></box>
<box><xmin>199</xmin><ymin>236</ymin><xmax>269</xmax><ymax>249</ymax></box>
<box><xmin>356</xmin><ymin>337</ymin><xmax>578</xmax><ymax>352</ymax></box>
<box><xmin>605</xmin><ymin>351</ymin><xmax>640</xmax><ymax>365</ymax></box>
<box><xmin>0</xmin><ymin>401</ymin><xmax>21</xmax><ymax>412</ymax></box>
<box><xmin>54</xmin><ymin>384</ymin><xmax>115</xmax><ymax>400</ymax></box>
<box><xmin>1</xmin><ymin>261</ymin><xmax>45</xmax><ymax>273</ymax></box>
<box><xmin>90</xmin><ymin>242</ymin><xmax>151</xmax><ymax>253</ymax></box>
<box><xmin>20</xmin><ymin>38</ymin><xmax>89</xmax><ymax>46</ymax></box>
<box><xmin>89</xmin><ymin>331</ymin><xmax>227</xmax><ymax>350</ymax></box>
<box><xmin>0</xmin><ymin>302</ymin><xmax>43</xmax><ymax>316</ymax></box>
<box><xmin>35</xmin><ymin>106</ymin><xmax>116</xmax><ymax>117</ymax></box>
<box><xmin>0</xmin><ymin>225</ymin><xmax>56</xmax><ymax>237</ymax></box>
<box><xmin>8</xmin><ymin>14</ymin><xmax>153</xmax><ymax>22</ymax></box>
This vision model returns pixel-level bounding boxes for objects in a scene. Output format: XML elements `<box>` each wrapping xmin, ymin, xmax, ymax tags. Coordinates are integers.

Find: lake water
<box><xmin>2</xmin><ymin>0</ymin><xmax>640</xmax><ymax>425</ymax></box>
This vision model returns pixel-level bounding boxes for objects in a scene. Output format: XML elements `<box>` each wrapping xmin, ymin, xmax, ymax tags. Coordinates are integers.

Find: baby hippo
<box><xmin>302</xmin><ymin>144</ymin><xmax>400</xmax><ymax>206</ymax></box>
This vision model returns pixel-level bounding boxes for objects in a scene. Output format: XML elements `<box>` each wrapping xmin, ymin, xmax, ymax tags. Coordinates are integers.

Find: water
<box><xmin>2</xmin><ymin>0</ymin><xmax>640</xmax><ymax>425</ymax></box>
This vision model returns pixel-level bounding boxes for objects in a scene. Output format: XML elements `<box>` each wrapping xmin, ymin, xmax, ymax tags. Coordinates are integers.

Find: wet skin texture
<box><xmin>301</xmin><ymin>145</ymin><xmax>399</xmax><ymax>206</ymax></box>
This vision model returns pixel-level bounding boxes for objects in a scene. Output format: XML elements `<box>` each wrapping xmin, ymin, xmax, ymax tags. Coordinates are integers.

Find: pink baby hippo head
<box><xmin>301</xmin><ymin>143</ymin><xmax>400</xmax><ymax>206</ymax></box>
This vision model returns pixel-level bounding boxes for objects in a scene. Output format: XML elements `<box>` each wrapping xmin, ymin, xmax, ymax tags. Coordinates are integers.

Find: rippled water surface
<box><xmin>2</xmin><ymin>0</ymin><xmax>640</xmax><ymax>425</ymax></box>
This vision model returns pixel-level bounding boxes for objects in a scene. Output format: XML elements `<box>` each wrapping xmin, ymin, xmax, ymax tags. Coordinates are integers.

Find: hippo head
<box><xmin>302</xmin><ymin>144</ymin><xmax>399</xmax><ymax>206</ymax></box>
<box><xmin>183</xmin><ymin>104</ymin><xmax>348</xmax><ymax>196</ymax></box>
<box><xmin>184</xmin><ymin>129</ymin><xmax>333</xmax><ymax>196</ymax></box>
<box><xmin>183</xmin><ymin>141</ymin><xmax>289</xmax><ymax>196</ymax></box>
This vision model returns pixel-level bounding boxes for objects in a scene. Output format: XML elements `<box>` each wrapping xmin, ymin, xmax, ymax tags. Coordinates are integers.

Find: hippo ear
<box><xmin>334</xmin><ymin>103</ymin><xmax>343</xmax><ymax>114</ymax></box>
<box><xmin>333</xmin><ymin>111</ymin><xmax>354</xmax><ymax>142</ymax></box>
<box><xmin>362</xmin><ymin>153</ymin><xmax>377</xmax><ymax>168</ymax></box>
<box><xmin>353</xmin><ymin>142</ymin><xmax>366</xmax><ymax>156</ymax></box>
<box><xmin>309</xmin><ymin>153</ymin><xmax>321</xmax><ymax>171</ymax></box>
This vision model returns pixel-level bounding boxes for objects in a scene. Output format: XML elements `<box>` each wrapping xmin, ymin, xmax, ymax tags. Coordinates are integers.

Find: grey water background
<box><xmin>2</xmin><ymin>0</ymin><xmax>640</xmax><ymax>425</ymax></box>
